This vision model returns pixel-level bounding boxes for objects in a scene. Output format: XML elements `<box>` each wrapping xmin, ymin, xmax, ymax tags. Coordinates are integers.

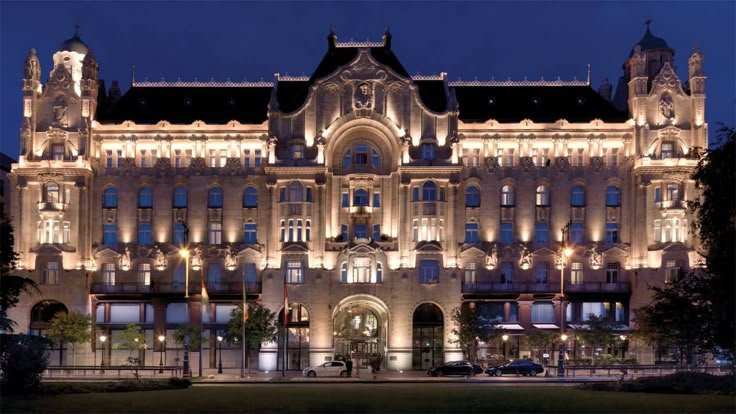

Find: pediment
<box><xmin>602</xmin><ymin>245</ymin><xmax>629</xmax><ymax>256</ymax></box>
<box><xmin>346</xmin><ymin>244</ymin><xmax>380</xmax><ymax>254</ymax></box>
<box><xmin>281</xmin><ymin>242</ymin><xmax>309</xmax><ymax>252</ymax></box>
<box><xmin>662</xmin><ymin>243</ymin><xmax>691</xmax><ymax>252</ymax></box>
<box><xmin>415</xmin><ymin>241</ymin><xmax>443</xmax><ymax>252</ymax></box>
<box><xmin>459</xmin><ymin>245</ymin><xmax>487</xmax><ymax>257</ymax></box>
<box><xmin>532</xmin><ymin>247</ymin><xmax>558</xmax><ymax>256</ymax></box>
<box><xmin>650</xmin><ymin>62</ymin><xmax>685</xmax><ymax>96</ymax></box>
<box><xmin>94</xmin><ymin>247</ymin><xmax>121</xmax><ymax>258</ymax></box>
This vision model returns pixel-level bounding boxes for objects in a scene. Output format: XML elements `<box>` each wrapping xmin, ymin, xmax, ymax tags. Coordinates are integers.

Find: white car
<box><xmin>302</xmin><ymin>361</ymin><xmax>348</xmax><ymax>377</ymax></box>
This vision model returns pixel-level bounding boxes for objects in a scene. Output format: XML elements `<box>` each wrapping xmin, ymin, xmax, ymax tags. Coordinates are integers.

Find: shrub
<box><xmin>41</xmin><ymin>378</ymin><xmax>191</xmax><ymax>394</ymax></box>
<box><xmin>578</xmin><ymin>372</ymin><xmax>735</xmax><ymax>395</ymax></box>
<box><xmin>0</xmin><ymin>334</ymin><xmax>50</xmax><ymax>393</ymax></box>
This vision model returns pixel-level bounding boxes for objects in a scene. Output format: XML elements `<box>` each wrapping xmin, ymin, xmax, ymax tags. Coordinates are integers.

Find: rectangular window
<box><xmin>582</xmin><ymin>302</ymin><xmax>606</xmax><ymax>320</ymax></box>
<box><xmin>52</xmin><ymin>144</ymin><xmax>64</xmax><ymax>161</ymax></box>
<box><xmin>305</xmin><ymin>188</ymin><xmax>313</xmax><ymax>202</ymax></box>
<box><xmin>351</xmin><ymin>257</ymin><xmax>373</xmax><ymax>283</ymax></box>
<box><xmin>174</xmin><ymin>149</ymin><xmax>182</xmax><ymax>168</ymax></box>
<box><xmin>531</xmin><ymin>303</ymin><xmax>555</xmax><ymax>323</ymax></box>
<box><xmin>605</xmin><ymin>222</ymin><xmax>619</xmax><ymax>243</ymax></box>
<box><xmin>103</xmin><ymin>224</ymin><xmax>117</xmax><ymax>245</ymax></box>
<box><xmin>465</xmin><ymin>262</ymin><xmax>477</xmax><ymax>285</ymax></box>
<box><xmin>296</xmin><ymin>219</ymin><xmax>303</xmax><ymax>241</ymax></box>
<box><xmin>288</xmin><ymin>219</ymin><xmax>294</xmax><ymax>242</ymax></box>
<box><xmin>208</xmin><ymin>263</ymin><xmax>222</xmax><ymax>288</ymax></box>
<box><xmin>373</xmin><ymin>192</ymin><xmax>380</xmax><ymax>207</ymax></box>
<box><xmin>209</xmin><ymin>149</ymin><xmax>217</xmax><ymax>167</ymax></box>
<box><xmin>661</xmin><ymin>141</ymin><xmax>674</xmax><ymax>159</ymax></box>
<box><xmin>219</xmin><ymin>149</ymin><xmax>227</xmax><ymax>167</ymax></box>
<box><xmin>43</xmin><ymin>262</ymin><xmax>59</xmax><ymax>285</ymax></box>
<box><xmin>500</xmin><ymin>262</ymin><xmax>514</xmax><ymax>283</ymax></box>
<box><xmin>209</xmin><ymin>222</ymin><xmax>222</xmax><ymax>244</ymax></box>
<box><xmin>340</xmin><ymin>224</ymin><xmax>348</xmax><ymax>241</ymax></box>
<box><xmin>306</xmin><ymin>220</ymin><xmax>311</xmax><ymax>242</ymax></box>
<box><xmin>286</xmin><ymin>261</ymin><xmax>304</xmax><ymax>284</ymax></box>
<box><xmin>341</xmin><ymin>193</ymin><xmax>349</xmax><ymax>208</ymax></box>
<box><xmin>373</xmin><ymin>224</ymin><xmax>381</xmax><ymax>241</ymax></box>
<box><xmin>62</xmin><ymin>221</ymin><xmax>71</xmax><ymax>243</ymax></box>
<box><xmin>244</xmin><ymin>263</ymin><xmax>257</xmax><ymax>284</ymax></box>
<box><xmin>420</xmin><ymin>144</ymin><xmax>435</xmax><ymax>160</ymax></box>
<box><xmin>354</xmin><ymin>224</ymin><xmax>368</xmax><ymax>239</ymax></box>
<box><xmin>291</xmin><ymin>145</ymin><xmax>304</xmax><ymax>160</ymax></box>
<box><xmin>355</xmin><ymin>144</ymin><xmax>369</xmax><ymax>165</ymax></box>
<box><xmin>412</xmin><ymin>187</ymin><xmax>419</xmax><ymax>201</ymax></box>
<box><xmin>615</xmin><ymin>302</ymin><xmax>625</xmax><ymax>322</ymax></box>
<box><xmin>243</xmin><ymin>149</ymin><xmax>251</xmax><ymax>169</ymax></box>
<box><xmin>570</xmin><ymin>222</ymin><xmax>584</xmax><ymax>244</ymax></box>
<box><xmin>106</xmin><ymin>150</ymin><xmax>113</xmax><ymax>168</ymax></box>
<box><xmin>503</xmin><ymin>148</ymin><xmax>514</xmax><ymax>167</ymax></box>
<box><xmin>254</xmin><ymin>149</ymin><xmax>262</xmax><ymax>167</ymax></box>
<box><xmin>654</xmin><ymin>219</ymin><xmax>662</xmax><ymax>242</ymax></box>
<box><xmin>103</xmin><ymin>263</ymin><xmax>116</xmax><ymax>285</ymax></box>
<box><xmin>575</xmin><ymin>148</ymin><xmax>584</xmax><ymax>166</ymax></box>
<box><xmin>173</xmin><ymin>223</ymin><xmax>186</xmax><ymax>246</ymax></box>
<box><xmin>500</xmin><ymin>222</ymin><xmax>513</xmax><ymax>244</ymax></box>
<box><xmin>535</xmin><ymin>222</ymin><xmax>548</xmax><ymax>244</ymax></box>
<box><xmin>535</xmin><ymin>263</ymin><xmax>548</xmax><ymax>284</ymax></box>
<box><xmin>117</xmin><ymin>150</ymin><xmax>123</xmax><ymax>168</ymax></box>
<box><xmin>244</xmin><ymin>223</ymin><xmax>257</xmax><ymax>244</ymax></box>
<box><xmin>140</xmin><ymin>149</ymin><xmax>148</xmax><ymax>168</ymax></box>
<box><xmin>138</xmin><ymin>263</ymin><xmax>151</xmax><ymax>286</ymax></box>
<box><xmin>665</xmin><ymin>260</ymin><xmax>681</xmax><ymax>283</ymax></box>
<box><xmin>654</xmin><ymin>187</ymin><xmax>661</xmax><ymax>203</ymax></box>
<box><xmin>280</xmin><ymin>220</ymin><xmax>285</xmax><ymax>242</ymax></box>
<box><xmin>465</xmin><ymin>222</ymin><xmax>479</xmax><ymax>243</ymax></box>
<box><xmin>419</xmin><ymin>260</ymin><xmax>440</xmax><ymax>284</ymax></box>
<box><xmin>608</xmin><ymin>148</ymin><xmax>619</xmax><ymax>166</ymax></box>
<box><xmin>606</xmin><ymin>262</ymin><xmax>619</xmax><ymax>283</ymax></box>
<box><xmin>138</xmin><ymin>223</ymin><xmax>152</xmax><ymax>245</ymax></box>
<box><xmin>412</xmin><ymin>219</ymin><xmax>418</xmax><ymax>242</ymax></box>
<box><xmin>570</xmin><ymin>262</ymin><xmax>584</xmax><ymax>284</ymax></box>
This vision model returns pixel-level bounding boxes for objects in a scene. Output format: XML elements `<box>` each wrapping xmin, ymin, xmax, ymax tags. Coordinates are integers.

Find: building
<box><xmin>0</xmin><ymin>152</ymin><xmax>15</xmax><ymax>216</ymax></box>
<box><xmin>6</xmin><ymin>25</ymin><xmax>706</xmax><ymax>372</ymax></box>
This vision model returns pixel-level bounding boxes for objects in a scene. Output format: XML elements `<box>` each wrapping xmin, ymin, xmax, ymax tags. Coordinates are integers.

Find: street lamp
<box><xmin>217</xmin><ymin>335</ymin><xmax>224</xmax><ymax>374</ymax></box>
<box><xmin>158</xmin><ymin>334</ymin><xmax>166</xmax><ymax>374</ymax></box>
<box><xmin>99</xmin><ymin>334</ymin><xmax>107</xmax><ymax>374</ymax></box>
<box><xmin>619</xmin><ymin>335</ymin><xmax>628</xmax><ymax>360</ymax></box>
<box><xmin>502</xmin><ymin>334</ymin><xmax>509</xmax><ymax>360</ymax></box>
<box><xmin>559</xmin><ymin>333</ymin><xmax>568</xmax><ymax>377</ymax></box>
<box><xmin>558</xmin><ymin>246</ymin><xmax>573</xmax><ymax>377</ymax></box>
<box><xmin>180</xmin><ymin>249</ymin><xmax>191</xmax><ymax>378</ymax></box>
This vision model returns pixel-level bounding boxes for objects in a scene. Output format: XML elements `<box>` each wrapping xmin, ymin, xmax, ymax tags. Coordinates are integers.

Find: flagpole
<box><xmin>282</xmin><ymin>277</ymin><xmax>288</xmax><ymax>378</ymax></box>
<box><xmin>241</xmin><ymin>275</ymin><xmax>246</xmax><ymax>378</ymax></box>
<box><xmin>199</xmin><ymin>276</ymin><xmax>204</xmax><ymax>378</ymax></box>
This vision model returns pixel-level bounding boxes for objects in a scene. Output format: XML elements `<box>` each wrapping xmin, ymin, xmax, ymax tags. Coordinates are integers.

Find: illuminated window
<box><xmin>103</xmin><ymin>263</ymin><xmax>116</xmax><ymax>285</ymax></box>
<box><xmin>661</xmin><ymin>141</ymin><xmax>674</xmax><ymax>159</ymax></box>
<box><xmin>501</xmin><ymin>185</ymin><xmax>514</xmax><ymax>206</ymax></box>
<box><xmin>666</xmin><ymin>183</ymin><xmax>679</xmax><ymax>201</ymax></box>
<box><xmin>47</xmin><ymin>183</ymin><xmax>60</xmax><ymax>203</ymax></box>
<box><xmin>571</xmin><ymin>186</ymin><xmax>586</xmax><ymax>206</ymax></box>
<box><xmin>464</xmin><ymin>262</ymin><xmax>477</xmax><ymax>285</ymax></box>
<box><xmin>570</xmin><ymin>262</ymin><xmax>584</xmax><ymax>284</ymax></box>
<box><xmin>606</xmin><ymin>262</ymin><xmax>620</xmax><ymax>283</ymax></box>
<box><xmin>43</xmin><ymin>262</ymin><xmax>59</xmax><ymax>285</ymax></box>
<box><xmin>654</xmin><ymin>219</ymin><xmax>662</xmax><ymax>242</ymax></box>
<box><xmin>138</xmin><ymin>263</ymin><xmax>151</xmax><ymax>286</ymax></box>
<box><xmin>208</xmin><ymin>187</ymin><xmax>223</xmax><ymax>208</ymax></box>
<box><xmin>103</xmin><ymin>187</ymin><xmax>118</xmax><ymax>208</ymax></box>
<box><xmin>286</xmin><ymin>261</ymin><xmax>304</xmax><ymax>284</ymax></box>
<box><xmin>535</xmin><ymin>185</ymin><xmax>550</xmax><ymax>206</ymax></box>
<box><xmin>465</xmin><ymin>187</ymin><xmax>480</xmax><ymax>207</ymax></box>
<box><xmin>208</xmin><ymin>222</ymin><xmax>222</xmax><ymax>244</ymax></box>
<box><xmin>52</xmin><ymin>144</ymin><xmax>64</xmax><ymax>161</ymax></box>
<box><xmin>290</xmin><ymin>144</ymin><xmax>305</xmax><ymax>160</ymax></box>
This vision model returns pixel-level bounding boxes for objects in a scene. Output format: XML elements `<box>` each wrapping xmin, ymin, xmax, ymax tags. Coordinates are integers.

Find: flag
<box><xmin>201</xmin><ymin>278</ymin><xmax>210</xmax><ymax>322</ymax></box>
<box><xmin>283</xmin><ymin>282</ymin><xmax>289</xmax><ymax>326</ymax></box>
<box><xmin>242</xmin><ymin>273</ymin><xmax>248</xmax><ymax>323</ymax></box>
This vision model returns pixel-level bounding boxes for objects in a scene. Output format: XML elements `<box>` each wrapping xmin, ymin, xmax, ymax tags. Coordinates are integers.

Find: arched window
<box><xmin>173</xmin><ymin>187</ymin><xmax>188</xmax><ymax>208</ymax></box>
<box><xmin>423</xmin><ymin>182</ymin><xmax>437</xmax><ymax>201</ymax></box>
<box><xmin>465</xmin><ymin>187</ymin><xmax>480</xmax><ymax>207</ymax></box>
<box><xmin>287</xmin><ymin>182</ymin><xmax>303</xmax><ymax>202</ymax></box>
<box><xmin>501</xmin><ymin>185</ymin><xmax>515</xmax><ymax>207</ymax></box>
<box><xmin>103</xmin><ymin>187</ymin><xmax>117</xmax><ymax>208</ymax></box>
<box><xmin>208</xmin><ymin>187</ymin><xmax>223</xmax><ymax>208</ymax></box>
<box><xmin>536</xmin><ymin>185</ymin><xmax>550</xmax><ymax>206</ymax></box>
<box><xmin>341</xmin><ymin>262</ymin><xmax>348</xmax><ymax>283</ymax></box>
<box><xmin>138</xmin><ymin>187</ymin><xmax>153</xmax><ymax>208</ymax></box>
<box><xmin>571</xmin><ymin>186</ymin><xmax>586</xmax><ymax>207</ymax></box>
<box><xmin>606</xmin><ymin>185</ymin><xmax>621</xmax><ymax>207</ymax></box>
<box><xmin>343</xmin><ymin>142</ymin><xmax>381</xmax><ymax>171</ymax></box>
<box><xmin>343</xmin><ymin>149</ymin><xmax>351</xmax><ymax>169</ymax></box>
<box><xmin>376</xmin><ymin>262</ymin><xmax>383</xmax><ymax>283</ymax></box>
<box><xmin>353</xmin><ymin>188</ymin><xmax>369</xmax><ymax>206</ymax></box>
<box><xmin>243</xmin><ymin>187</ymin><xmax>258</xmax><ymax>208</ymax></box>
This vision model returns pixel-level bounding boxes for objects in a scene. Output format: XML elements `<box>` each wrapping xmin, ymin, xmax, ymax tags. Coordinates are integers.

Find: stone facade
<box><xmin>6</xmin><ymin>27</ymin><xmax>706</xmax><ymax>371</ymax></box>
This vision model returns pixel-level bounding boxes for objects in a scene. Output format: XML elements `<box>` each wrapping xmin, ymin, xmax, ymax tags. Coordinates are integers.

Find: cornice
<box><xmin>398</xmin><ymin>165</ymin><xmax>464</xmax><ymax>175</ymax></box>
<box><xmin>264</xmin><ymin>166</ymin><xmax>327</xmax><ymax>175</ymax></box>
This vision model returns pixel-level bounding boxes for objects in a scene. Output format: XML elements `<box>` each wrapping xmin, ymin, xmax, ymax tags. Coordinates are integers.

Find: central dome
<box><xmin>59</xmin><ymin>31</ymin><xmax>88</xmax><ymax>55</ymax></box>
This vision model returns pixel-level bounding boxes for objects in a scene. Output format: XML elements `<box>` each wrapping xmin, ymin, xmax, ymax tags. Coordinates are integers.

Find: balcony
<box><xmin>462</xmin><ymin>282</ymin><xmax>557</xmax><ymax>293</ymax></box>
<box><xmin>565</xmin><ymin>282</ymin><xmax>631</xmax><ymax>293</ymax></box>
<box><xmin>38</xmin><ymin>201</ymin><xmax>68</xmax><ymax>212</ymax></box>
<box><xmin>206</xmin><ymin>282</ymin><xmax>262</xmax><ymax>294</ymax></box>
<box><xmin>92</xmin><ymin>281</ymin><xmax>262</xmax><ymax>295</ymax></box>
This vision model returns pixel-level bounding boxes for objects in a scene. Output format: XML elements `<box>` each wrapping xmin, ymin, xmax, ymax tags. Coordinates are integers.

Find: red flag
<box><xmin>242</xmin><ymin>274</ymin><xmax>248</xmax><ymax>323</ymax></box>
<box><xmin>283</xmin><ymin>282</ymin><xmax>289</xmax><ymax>326</ymax></box>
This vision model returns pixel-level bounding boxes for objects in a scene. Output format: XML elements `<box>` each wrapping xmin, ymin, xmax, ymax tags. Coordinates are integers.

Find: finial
<box><xmin>587</xmin><ymin>64</ymin><xmax>591</xmax><ymax>85</ymax></box>
<box><xmin>74</xmin><ymin>23</ymin><xmax>80</xmax><ymax>37</ymax></box>
<box><xmin>330</xmin><ymin>26</ymin><xmax>336</xmax><ymax>35</ymax></box>
<box><xmin>644</xmin><ymin>18</ymin><xmax>652</xmax><ymax>30</ymax></box>
<box><xmin>131</xmin><ymin>64</ymin><xmax>136</xmax><ymax>86</ymax></box>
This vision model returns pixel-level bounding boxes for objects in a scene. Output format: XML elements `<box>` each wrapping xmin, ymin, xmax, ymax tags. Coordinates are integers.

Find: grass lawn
<box><xmin>2</xmin><ymin>384</ymin><xmax>734</xmax><ymax>413</ymax></box>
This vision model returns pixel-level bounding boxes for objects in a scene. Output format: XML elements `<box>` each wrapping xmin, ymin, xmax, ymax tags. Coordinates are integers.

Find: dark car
<box><xmin>485</xmin><ymin>360</ymin><xmax>544</xmax><ymax>377</ymax></box>
<box><xmin>427</xmin><ymin>361</ymin><xmax>479</xmax><ymax>377</ymax></box>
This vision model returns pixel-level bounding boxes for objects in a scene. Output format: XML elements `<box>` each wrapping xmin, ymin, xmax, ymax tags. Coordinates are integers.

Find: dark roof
<box><xmin>59</xmin><ymin>33</ymin><xmax>89</xmax><ymax>54</ymax></box>
<box><xmin>98</xmin><ymin>86</ymin><xmax>272</xmax><ymax>124</ymax></box>
<box><xmin>628</xmin><ymin>27</ymin><xmax>670</xmax><ymax>57</ymax></box>
<box><xmin>415</xmin><ymin>80</ymin><xmax>447</xmax><ymax>113</ymax></box>
<box><xmin>277</xmin><ymin>42</ymin><xmax>412</xmax><ymax>113</ymax></box>
<box><xmin>453</xmin><ymin>85</ymin><xmax>628</xmax><ymax>123</ymax></box>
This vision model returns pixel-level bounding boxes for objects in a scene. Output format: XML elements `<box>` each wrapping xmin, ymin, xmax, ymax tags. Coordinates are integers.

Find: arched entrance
<box><xmin>412</xmin><ymin>303</ymin><xmax>444</xmax><ymax>370</ymax></box>
<box><xmin>30</xmin><ymin>300</ymin><xmax>68</xmax><ymax>335</ymax></box>
<box><xmin>332</xmin><ymin>295</ymin><xmax>389</xmax><ymax>370</ymax></box>
<box><xmin>277</xmin><ymin>303</ymin><xmax>309</xmax><ymax>371</ymax></box>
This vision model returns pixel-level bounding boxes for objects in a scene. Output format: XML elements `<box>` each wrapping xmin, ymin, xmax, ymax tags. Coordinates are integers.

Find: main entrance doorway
<box><xmin>332</xmin><ymin>296</ymin><xmax>388</xmax><ymax>370</ymax></box>
<box><xmin>412</xmin><ymin>303</ymin><xmax>444</xmax><ymax>370</ymax></box>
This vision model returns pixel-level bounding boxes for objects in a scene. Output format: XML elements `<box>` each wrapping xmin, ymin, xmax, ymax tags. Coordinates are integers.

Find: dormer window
<box><xmin>661</xmin><ymin>141</ymin><xmax>675</xmax><ymax>159</ymax></box>
<box><xmin>291</xmin><ymin>144</ymin><xmax>305</xmax><ymax>160</ymax></box>
<box><xmin>342</xmin><ymin>142</ymin><xmax>381</xmax><ymax>171</ymax></box>
<box><xmin>420</xmin><ymin>143</ymin><xmax>435</xmax><ymax>160</ymax></box>
<box><xmin>52</xmin><ymin>144</ymin><xmax>64</xmax><ymax>161</ymax></box>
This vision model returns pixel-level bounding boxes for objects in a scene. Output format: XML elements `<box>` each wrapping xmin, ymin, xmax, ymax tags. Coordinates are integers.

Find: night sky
<box><xmin>1</xmin><ymin>1</ymin><xmax>734</xmax><ymax>158</ymax></box>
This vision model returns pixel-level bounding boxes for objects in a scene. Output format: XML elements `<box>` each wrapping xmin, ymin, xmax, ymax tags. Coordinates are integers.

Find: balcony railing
<box><xmin>91</xmin><ymin>282</ymin><xmax>261</xmax><ymax>294</ymax></box>
<box><xmin>462</xmin><ymin>281</ymin><xmax>630</xmax><ymax>293</ymax></box>
<box><xmin>565</xmin><ymin>282</ymin><xmax>631</xmax><ymax>293</ymax></box>
<box><xmin>37</xmin><ymin>201</ymin><xmax>68</xmax><ymax>212</ymax></box>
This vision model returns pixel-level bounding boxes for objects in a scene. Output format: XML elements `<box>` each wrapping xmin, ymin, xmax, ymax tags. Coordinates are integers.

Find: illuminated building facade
<box><xmin>7</xmin><ymin>26</ymin><xmax>706</xmax><ymax>371</ymax></box>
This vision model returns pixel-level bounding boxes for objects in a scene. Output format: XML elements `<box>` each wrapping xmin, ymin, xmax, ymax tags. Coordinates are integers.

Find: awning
<box><xmin>532</xmin><ymin>324</ymin><xmax>560</xmax><ymax>329</ymax></box>
<box><xmin>496</xmin><ymin>323</ymin><xmax>524</xmax><ymax>331</ymax></box>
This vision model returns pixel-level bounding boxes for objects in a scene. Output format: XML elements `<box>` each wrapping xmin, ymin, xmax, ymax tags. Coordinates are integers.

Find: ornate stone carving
<box><xmin>223</xmin><ymin>158</ymin><xmax>242</xmax><ymax>176</ymax></box>
<box><xmin>154</xmin><ymin>246</ymin><xmax>167</xmax><ymax>271</ymax></box>
<box><xmin>518</xmin><ymin>245</ymin><xmax>533</xmax><ymax>269</ymax></box>
<box><xmin>155</xmin><ymin>158</ymin><xmax>171</xmax><ymax>176</ymax></box>
<box><xmin>520</xmin><ymin>156</ymin><xmax>534</xmax><ymax>173</ymax></box>
<box><xmin>554</xmin><ymin>156</ymin><xmax>569</xmax><ymax>173</ymax></box>
<box><xmin>189</xmin><ymin>157</ymin><xmax>206</xmax><ymax>175</ymax></box>
<box><xmin>121</xmin><ymin>158</ymin><xmax>135</xmax><ymax>176</ymax></box>
<box><xmin>24</xmin><ymin>48</ymin><xmax>40</xmax><ymax>80</ymax></box>
<box><xmin>191</xmin><ymin>246</ymin><xmax>203</xmax><ymax>270</ymax></box>
<box><xmin>224</xmin><ymin>245</ymin><xmax>237</xmax><ymax>270</ymax></box>
<box><xmin>589</xmin><ymin>244</ymin><xmax>602</xmax><ymax>269</ymax></box>
<box><xmin>590</xmin><ymin>156</ymin><xmax>604</xmax><ymax>173</ymax></box>
<box><xmin>485</xmin><ymin>156</ymin><xmax>499</xmax><ymax>173</ymax></box>
<box><xmin>52</xmin><ymin>96</ymin><xmax>69</xmax><ymax>127</ymax></box>
<box><xmin>484</xmin><ymin>245</ymin><xmax>498</xmax><ymax>269</ymax></box>
<box><xmin>118</xmin><ymin>246</ymin><xmax>131</xmax><ymax>271</ymax></box>
<box><xmin>658</xmin><ymin>93</ymin><xmax>675</xmax><ymax>125</ymax></box>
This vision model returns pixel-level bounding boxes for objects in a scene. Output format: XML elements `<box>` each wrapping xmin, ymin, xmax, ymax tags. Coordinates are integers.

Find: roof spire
<box><xmin>131</xmin><ymin>64</ymin><xmax>136</xmax><ymax>86</ymax></box>
<box><xmin>587</xmin><ymin>64</ymin><xmax>591</xmax><ymax>85</ymax></box>
<box><xmin>74</xmin><ymin>23</ymin><xmax>80</xmax><ymax>37</ymax></box>
<box><xmin>644</xmin><ymin>18</ymin><xmax>652</xmax><ymax>30</ymax></box>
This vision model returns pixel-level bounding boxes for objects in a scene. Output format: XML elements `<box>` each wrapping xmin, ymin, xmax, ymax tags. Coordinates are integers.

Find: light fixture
<box><xmin>99</xmin><ymin>335</ymin><xmax>107</xmax><ymax>343</ymax></box>
<box><xmin>217</xmin><ymin>335</ymin><xmax>223</xmax><ymax>342</ymax></box>
<box><xmin>502</xmin><ymin>334</ymin><xmax>509</xmax><ymax>342</ymax></box>
<box><xmin>180</xmin><ymin>249</ymin><xmax>189</xmax><ymax>258</ymax></box>
<box><xmin>619</xmin><ymin>335</ymin><xmax>627</xmax><ymax>341</ymax></box>
<box><xmin>226</xmin><ymin>263</ymin><xmax>236</xmax><ymax>271</ymax></box>
<box><xmin>561</xmin><ymin>334</ymin><xmax>568</xmax><ymax>341</ymax></box>
<box><xmin>563</xmin><ymin>247</ymin><xmax>573</xmax><ymax>257</ymax></box>
<box><xmin>158</xmin><ymin>334</ymin><xmax>166</xmax><ymax>343</ymax></box>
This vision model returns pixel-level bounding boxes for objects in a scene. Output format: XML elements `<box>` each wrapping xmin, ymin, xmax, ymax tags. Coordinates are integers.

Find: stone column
<box><xmin>446</xmin><ymin>181</ymin><xmax>459</xmax><ymax>266</ymax></box>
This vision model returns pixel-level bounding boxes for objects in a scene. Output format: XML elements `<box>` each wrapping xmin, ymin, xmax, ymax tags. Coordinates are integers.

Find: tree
<box><xmin>450</xmin><ymin>305</ymin><xmax>497</xmax><ymax>363</ymax></box>
<box><xmin>525</xmin><ymin>329</ymin><xmax>557</xmax><ymax>362</ymax></box>
<box><xmin>225</xmin><ymin>302</ymin><xmax>277</xmax><ymax>373</ymax></box>
<box><xmin>173</xmin><ymin>324</ymin><xmax>201</xmax><ymax>354</ymax></box>
<box><xmin>113</xmin><ymin>323</ymin><xmax>148</xmax><ymax>365</ymax></box>
<box><xmin>688</xmin><ymin>125</ymin><xmax>735</xmax><ymax>360</ymax></box>
<box><xmin>46</xmin><ymin>310</ymin><xmax>91</xmax><ymax>366</ymax></box>
<box><xmin>575</xmin><ymin>314</ymin><xmax>618</xmax><ymax>365</ymax></box>
<box><xmin>0</xmin><ymin>334</ymin><xmax>51</xmax><ymax>392</ymax></box>
<box><xmin>634</xmin><ymin>271</ymin><xmax>713</xmax><ymax>365</ymax></box>
<box><xmin>0</xmin><ymin>209</ymin><xmax>40</xmax><ymax>333</ymax></box>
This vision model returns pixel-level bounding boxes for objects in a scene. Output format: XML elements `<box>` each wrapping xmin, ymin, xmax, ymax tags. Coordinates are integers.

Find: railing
<box><xmin>44</xmin><ymin>365</ymin><xmax>179</xmax><ymax>378</ymax></box>
<box><xmin>38</xmin><ymin>201</ymin><xmax>69</xmax><ymax>212</ymax></box>
<box><xmin>566</xmin><ymin>282</ymin><xmax>630</xmax><ymax>292</ymax></box>
<box><xmin>546</xmin><ymin>364</ymin><xmax>731</xmax><ymax>378</ymax></box>
<box><xmin>91</xmin><ymin>282</ymin><xmax>262</xmax><ymax>294</ymax></box>
<box><xmin>463</xmin><ymin>282</ymin><xmax>557</xmax><ymax>293</ymax></box>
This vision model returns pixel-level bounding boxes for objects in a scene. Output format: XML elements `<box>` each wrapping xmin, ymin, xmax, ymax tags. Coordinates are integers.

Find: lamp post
<box><xmin>502</xmin><ymin>334</ymin><xmax>509</xmax><ymax>360</ymax></box>
<box><xmin>99</xmin><ymin>334</ymin><xmax>107</xmax><ymax>374</ymax></box>
<box><xmin>558</xmin><ymin>246</ymin><xmax>572</xmax><ymax>377</ymax></box>
<box><xmin>180</xmin><ymin>249</ymin><xmax>191</xmax><ymax>378</ymax></box>
<box><xmin>158</xmin><ymin>334</ymin><xmax>166</xmax><ymax>374</ymax></box>
<box><xmin>217</xmin><ymin>335</ymin><xmax>223</xmax><ymax>374</ymax></box>
<box><xmin>559</xmin><ymin>333</ymin><xmax>568</xmax><ymax>377</ymax></box>
<box><xmin>619</xmin><ymin>335</ymin><xmax>628</xmax><ymax>360</ymax></box>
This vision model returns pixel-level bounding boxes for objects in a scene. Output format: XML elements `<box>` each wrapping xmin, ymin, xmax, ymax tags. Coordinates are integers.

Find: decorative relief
<box><xmin>121</xmin><ymin>158</ymin><xmax>135</xmax><ymax>176</ymax></box>
<box><xmin>191</xmin><ymin>246</ymin><xmax>203</xmax><ymax>270</ymax></box>
<box><xmin>118</xmin><ymin>246</ymin><xmax>131</xmax><ymax>271</ymax></box>
<box><xmin>155</xmin><ymin>158</ymin><xmax>171</xmax><ymax>176</ymax></box>
<box><xmin>589</xmin><ymin>244</ymin><xmax>602</xmax><ymax>270</ymax></box>
<box><xmin>485</xmin><ymin>157</ymin><xmax>499</xmax><ymax>173</ymax></box>
<box><xmin>484</xmin><ymin>245</ymin><xmax>498</xmax><ymax>269</ymax></box>
<box><xmin>554</xmin><ymin>156</ymin><xmax>569</xmax><ymax>173</ymax></box>
<box><xmin>224</xmin><ymin>245</ymin><xmax>237</xmax><ymax>270</ymax></box>
<box><xmin>520</xmin><ymin>156</ymin><xmax>534</xmax><ymax>173</ymax></box>
<box><xmin>154</xmin><ymin>246</ymin><xmax>167</xmax><ymax>271</ymax></box>
<box><xmin>518</xmin><ymin>245</ymin><xmax>533</xmax><ymax>269</ymax></box>
<box><xmin>590</xmin><ymin>156</ymin><xmax>604</xmax><ymax>173</ymax></box>
<box><xmin>52</xmin><ymin>96</ymin><xmax>69</xmax><ymax>127</ymax></box>
<box><xmin>189</xmin><ymin>157</ymin><xmax>206</xmax><ymax>175</ymax></box>
<box><xmin>658</xmin><ymin>93</ymin><xmax>675</xmax><ymax>125</ymax></box>
<box><xmin>223</xmin><ymin>158</ymin><xmax>242</xmax><ymax>176</ymax></box>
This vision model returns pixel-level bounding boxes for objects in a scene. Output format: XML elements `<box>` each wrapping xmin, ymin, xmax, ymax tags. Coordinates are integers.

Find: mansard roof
<box><xmin>453</xmin><ymin>84</ymin><xmax>628</xmax><ymax>123</ymax></box>
<box><xmin>97</xmin><ymin>85</ymin><xmax>272</xmax><ymax>124</ymax></box>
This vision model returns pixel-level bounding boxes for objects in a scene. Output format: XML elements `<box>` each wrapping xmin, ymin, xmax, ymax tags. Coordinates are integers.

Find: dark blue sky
<box><xmin>1</xmin><ymin>1</ymin><xmax>734</xmax><ymax>158</ymax></box>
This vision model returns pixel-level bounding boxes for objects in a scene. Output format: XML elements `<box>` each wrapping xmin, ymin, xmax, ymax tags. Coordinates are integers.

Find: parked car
<box><xmin>486</xmin><ymin>360</ymin><xmax>544</xmax><ymax>376</ymax></box>
<box><xmin>427</xmin><ymin>361</ymin><xmax>479</xmax><ymax>377</ymax></box>
<box><xmin>303</xmin><ymin>361</ymin><xmax>348</xmax><ymax>377</ymax></box>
